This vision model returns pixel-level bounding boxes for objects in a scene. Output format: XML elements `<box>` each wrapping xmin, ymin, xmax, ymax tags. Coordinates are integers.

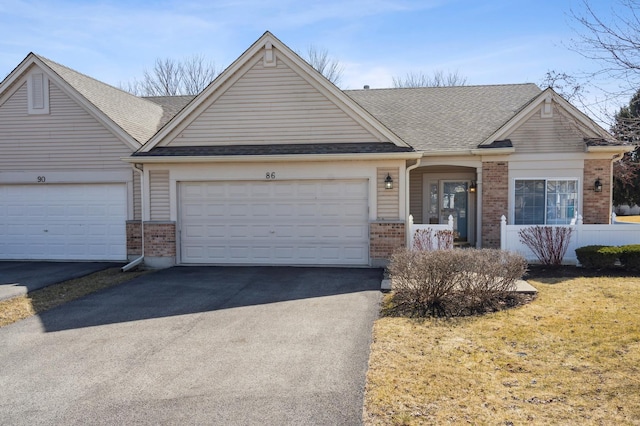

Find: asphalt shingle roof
<box><xmin>144</xmin><ymin>95</ymin><xmax>195</xmax><ymax>128</ymax></box>
<box><xmin>28</xmin><ymin>53</ymin><xmax>543</xmax><ymax>153</ymax></box>
<box><xmin>345</xmin><ymin>84</ymin><xmax>542</xmax><ymax>152</ymax></box>
<box><xmin>135</xmin><ymin>142</ymin><xmax>414</xmax><ymax>157</ymax></box>
<box><xmin>37</xmin><ymin>55</ymin><xmax>164</xmax><ymax>144</ymax></box>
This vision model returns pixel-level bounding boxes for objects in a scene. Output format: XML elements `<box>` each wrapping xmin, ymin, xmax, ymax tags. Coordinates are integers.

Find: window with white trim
<box><xmin>514</xmin><ymin>179</ymin><xmax>578</xmax><ymax>225</ymax></box>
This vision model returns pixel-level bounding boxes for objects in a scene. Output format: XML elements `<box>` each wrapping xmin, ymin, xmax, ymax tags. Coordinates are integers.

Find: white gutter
<box><xmin>122</xmin><ymin>164</ymin><xmax>145</xmax><ymax>272</ymax></box>
<box><xmin>405</xmin><ymin>158</ymin><xmax>422</xmax><ymax>247</ymax></box>
<box><xmin>121</xmin><ymin>151</ymin><xmax>422</xmax><ymax>164</ymax></box>
<box><xmin>586</xmin><ymin>145</ymin><xmax>635</xmax><ymax>153</ymax></box>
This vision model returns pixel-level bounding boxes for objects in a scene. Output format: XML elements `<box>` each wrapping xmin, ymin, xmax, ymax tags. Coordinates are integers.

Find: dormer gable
<box><xmin>478</xmin><ymin>88</ymin><xmax>618</xmax><ymax>154</ymax></box>
<box><xmin>139</xmin><ymin>32</ymin><xmax>408</xmax><ymax>153</ymax></box>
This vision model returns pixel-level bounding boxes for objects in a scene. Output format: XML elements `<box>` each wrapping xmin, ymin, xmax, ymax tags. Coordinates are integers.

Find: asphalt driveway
<box><xmin>0</xmin><ymin>266</ymin><xmax>382</xmax><ymax>425</ymax></box>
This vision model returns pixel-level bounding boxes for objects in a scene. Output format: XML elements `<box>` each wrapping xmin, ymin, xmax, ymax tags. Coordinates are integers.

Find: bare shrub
<box><xmin>518</xmin><ymin>226</ymin><xmax>573</xmax><ymax>266</ymax></box>
<box><xmin>388</xmin><ymin>249</ymin><xmax>527</xmax><ymax>317</ymax></box>
<box><xmin>412</xmin><ymin>228</ymin><xmax>435</xmax><ymax>251</ymax></box>
<box><xmin>436</xmin><ymin>230</ymin><xmax>454</xmax><ymax>249</ymax></box>
<box><xmin>412</xmin><ymin>229</ymin><xmax>454</xmax><ymax>251</ymax></box>
<box><xmin>453</xmin><ymin>250</ymin><xmax>528</xmax><ymax>316</ymax></box>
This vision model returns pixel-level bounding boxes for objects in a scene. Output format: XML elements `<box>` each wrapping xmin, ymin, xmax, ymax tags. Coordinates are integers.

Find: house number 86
<box><xmin>266</xmin><ymin>172</ymin><xmax>276</xmax><ymax>179</ymax></box>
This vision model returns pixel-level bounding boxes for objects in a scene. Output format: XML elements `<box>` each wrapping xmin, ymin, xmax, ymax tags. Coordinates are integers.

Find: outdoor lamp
<box><xmin>384</xmin><ymin>173</ymin><xmax>393</xmax><ymax>189</ymax></box>
<box><xmin>594</xmin><ymin>178</ymin><xmax>603</xmax><ymax>192</ymax></box>
<box><xmin>469</xmin><ymin>181</ymin><xmax>477</xmax><ymax>193</ymax></box>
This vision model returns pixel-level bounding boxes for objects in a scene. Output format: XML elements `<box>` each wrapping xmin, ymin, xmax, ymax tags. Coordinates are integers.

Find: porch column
<box><xmin>481</xmin><ymin>161</ymin><xmax>508</xmax><ymax>248</ymax></box>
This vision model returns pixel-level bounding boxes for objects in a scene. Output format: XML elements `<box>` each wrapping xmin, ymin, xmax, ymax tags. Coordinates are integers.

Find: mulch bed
<box><xmin>524</xmin><ymin>264</ymin><xmax>639</xmax><ymax>280</ymax></box>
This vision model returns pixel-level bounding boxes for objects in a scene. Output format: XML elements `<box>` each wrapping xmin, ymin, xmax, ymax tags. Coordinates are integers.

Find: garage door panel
<box><xmin>0</xmin><ymin>184</ymin><xmax>126</xmax><ymax>261</ymax></box>
<box><xmin>180</xmin><ymin>180</ymin><xmax>369</xmax><ymax>265</ymax></box>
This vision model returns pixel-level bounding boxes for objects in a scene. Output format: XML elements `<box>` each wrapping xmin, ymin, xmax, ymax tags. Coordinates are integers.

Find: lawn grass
<box><xmin>364</xmin><ymin>274</ymin><xmax>640</xmax><ymax>425</ymax></box>
<box><xmin>615</xmin><ymin>215</ymin><xmax>640</xmax><ymax>223</ymax></box>
<box><xmin>0</xmin><ymin>267</ymin><xmax>149</xmax><ymax>327</ymax></box>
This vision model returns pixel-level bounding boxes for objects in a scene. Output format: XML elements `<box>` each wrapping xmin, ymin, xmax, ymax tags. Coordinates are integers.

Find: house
<box><xmin>0</xmin><ymin>32</ymin><xmax>629</xmax><ymax>268</ymax></box>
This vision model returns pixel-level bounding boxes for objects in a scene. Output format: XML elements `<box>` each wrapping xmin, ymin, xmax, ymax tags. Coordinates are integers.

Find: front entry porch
<box><xmin>409</xmin><ymin>165</ymin><xmax>479</xmax><ymax>247</ymax></box>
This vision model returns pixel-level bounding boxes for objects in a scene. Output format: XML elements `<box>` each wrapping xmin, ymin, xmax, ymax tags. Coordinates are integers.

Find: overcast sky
<box><xmin>0</xmin><ymin>0</ymin><xmax>629</xmax><ymax>123</ymax></box>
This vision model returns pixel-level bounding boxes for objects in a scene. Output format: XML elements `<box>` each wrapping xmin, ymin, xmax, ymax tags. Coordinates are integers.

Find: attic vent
<box><xmin>28</xmin><ymin>72</ymin><xmax>50</xmax><ymax>114</ymax></box>
<box><xmin>541</xmin><ymin>95</ymin><xmax>553</xmax><ymax>118</ymax></box>
<box><xmin>264</xmin><ymin>41</ymin><xmax>276</xmax><ymax>67</ymax></box>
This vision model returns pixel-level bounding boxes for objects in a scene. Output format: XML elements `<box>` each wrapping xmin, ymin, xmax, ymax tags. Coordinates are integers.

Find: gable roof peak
<box><xmin>138</xmin><ymin>30</ymin><xmax>409</xmax><ymax>152</ymax></box>
<box><xmin>32</xmin><ymin>54</ymin><xmax>164</xmax><ymax>144</ymax></box>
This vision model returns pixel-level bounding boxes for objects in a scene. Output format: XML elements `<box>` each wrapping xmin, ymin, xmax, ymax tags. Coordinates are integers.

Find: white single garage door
<box><xmin>0</xmin><ymin>184</ymin><xmax>127</xmax><ymax>261</ymax></box>
<box><xmin>180</xmin><ymin>180</ymin><xmax>369</xmax><ymax>265</ymax></box>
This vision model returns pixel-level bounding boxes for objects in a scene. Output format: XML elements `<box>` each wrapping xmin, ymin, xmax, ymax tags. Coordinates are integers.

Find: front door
<box><xmin>441</xmin><ymin>181</ymin><xmax>468</xmax><ymax>241</ymax></box>
<box><xmin>425</xmin><ymin>179</ymin><xmax>470</xmax><ymax>242</ymax></box>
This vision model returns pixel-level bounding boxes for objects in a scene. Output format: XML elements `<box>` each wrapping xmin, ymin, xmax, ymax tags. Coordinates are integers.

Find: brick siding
<box><xmin>482</xmin><ymin>161</ymin><xmax>508</xmax><ymax>248</ymax></box>
<box><xmin>144</xmin><ymin>222</ymin><xmax>176</xmax><ymax>257</ymax></box>
<box><xmin>583</xmin><ymin>159</ymin><xmax>611</xmax><ymax>224</ymax></box>
<box><xmin>370</xmin><ymin>221</ymin><xmax>405</xmax><ymax>262</ymax></box>
<box><xmin>126</xmin><ymin>221</ymin><xmax>142</xmax><ymax>256</ymax></box>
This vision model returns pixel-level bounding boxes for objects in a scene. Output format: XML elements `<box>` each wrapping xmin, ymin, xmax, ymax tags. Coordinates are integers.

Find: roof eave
<box><xmin>586</xmin><ymin>145</ymin><xmax>635</xmax><ymax>153</ymax></box>
<box><xmin>123</xmin><ymin>151</ymin><xmax>422</xmax><ymax>164</ymax></box>
<box><xmin>418</xmin><ymin>148</ymin><xmax>515</xmax><ymax>157</ymax></box>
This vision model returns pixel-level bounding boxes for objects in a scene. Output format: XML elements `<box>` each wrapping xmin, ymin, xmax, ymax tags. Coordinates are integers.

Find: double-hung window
<box><xmin>514</xmin><ymin>179</ymin><xmax>578</xmax><ymax>225</ymax></box>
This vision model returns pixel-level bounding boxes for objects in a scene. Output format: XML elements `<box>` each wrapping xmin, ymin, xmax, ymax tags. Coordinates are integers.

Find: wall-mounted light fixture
<box><xmin>384</xmin><ymin>173</ymin><xmax>393</xmax><ymax>190</ymax></box>
<box><xmin>469</xmin><ymin>181</ymin><xmax>477</xmax><ymax>193</ymax></box>
<box><xmin>594</xmin><ymin>178</ymin><xmax>603</xmax><ymax>193</ymax></box>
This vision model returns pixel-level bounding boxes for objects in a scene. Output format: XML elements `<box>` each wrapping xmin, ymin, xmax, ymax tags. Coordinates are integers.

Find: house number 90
<box><xmin>37</xmin><ymin>176</ymin><xmax>46</xmax><ymax>183</ymax></box>
<box><xmin>266</xmin><ymin>172</ymin><xmax>276</xmax><ymax>180</ymax></box>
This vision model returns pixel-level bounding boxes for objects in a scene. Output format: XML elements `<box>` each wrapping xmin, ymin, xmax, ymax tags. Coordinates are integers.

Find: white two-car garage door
<box><xmin>179</xmin><ymin>180</ymin><xmax>369</xmax><ymax>265</ymax></box>
<box><xmin>0</xmin><ymin>184</ymin><xmax>127</xmax><ymax>261</ymax></box>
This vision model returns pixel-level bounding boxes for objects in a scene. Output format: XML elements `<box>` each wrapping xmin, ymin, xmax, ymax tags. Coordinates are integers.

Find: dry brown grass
<box><xmin>616</xmin><ymin>215</ymin><xmax>640</xmax><ymax>223</ymax></box>
<box><xmin>364</xmin><ymin>275</ymin><xmax>640</xmax><ymax>425</ymax></box>
<box><xmin>0</xmin><ymin>267</ymin><xmax>149</xmax><ymax>327</ymax></box>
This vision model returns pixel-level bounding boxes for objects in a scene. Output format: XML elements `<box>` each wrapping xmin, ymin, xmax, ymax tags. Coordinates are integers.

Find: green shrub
<box><xmin>388</xmin><ymin>248</ymin><xmax>527</xmax><ymax>317</ymax></box>
<box><xmin>619</xmin><ymin>245</ymin><xmax>640</xmax><ymax>271</ymax></box>
<box><xmin>575</xmin><ymin>245</ymin><xmax>620</xmax><ymax>269</ymax></box>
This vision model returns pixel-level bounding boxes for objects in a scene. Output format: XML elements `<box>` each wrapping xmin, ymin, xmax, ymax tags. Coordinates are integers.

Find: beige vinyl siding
<box><xmin>377</xmin><ymin>168</ymin><xmax>400</xmax><ymax>220</ymax></box>
<box><xmin>171</xmin><ymin>55</ymin><xmax>385</xmax><ymax>146</ymax></box>
<box><xmin>133</xmin><ymin>170</ymin><xmax>142</xmax><ymax>220</ymax></box>
<box><xmin>507</xmin><ymin>105</ymin><xmax>585</xmax><ymax>154</ymax></box>
<box><xmin>149</xmin><ymin>170</ymin><xmax>170</xmax><ymax>221</ymax></box>
<box><xmin>409</xmin><ymin>168</ymin><xmax>423</xmax><ymax>223</ymax></box>
<box><xmin>0</xmin><ymin>82</ymin><xmax>134</xmax><ymax>170</ymax></box>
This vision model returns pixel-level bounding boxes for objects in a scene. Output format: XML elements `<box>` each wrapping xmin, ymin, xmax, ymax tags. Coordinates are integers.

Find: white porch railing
<box><xmin>408</xmin><ymin>214</ymin><xmax>454</xmax><ymax>249</ymax></box>
<box><xmin>500</xmin><ymin>213</ymin><xmax>640</xmax><ymax>264</ymax></box>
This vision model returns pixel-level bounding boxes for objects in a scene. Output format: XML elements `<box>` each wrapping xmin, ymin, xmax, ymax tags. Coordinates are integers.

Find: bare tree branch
<box><xmin>181</xmin><ymin>54</ymin><xmax>219</xmax><ymax>95</ymax></box>
<box><xmin>570</xmin><ymin>0</ymin><xmax>640</xmax><ymax>92</ymax></box>
<box><xmin>300</xmin><ymin>45</ymin><xmax>344</xmax><ymax>86</ymax></box>
<box><xmin>120</xmin><ymin>55</ymin><xmax>219</xmax><ymax>96</ymax></box>
<box><xmin>392</xmin><ymin>70</ymin><xmax>467</xmax><ymax>88</ymax></box>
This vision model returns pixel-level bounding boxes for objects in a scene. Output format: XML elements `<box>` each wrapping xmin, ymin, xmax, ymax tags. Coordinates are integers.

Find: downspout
<box><xmin>405</xmin><ymin>157</ymin><xmax>422</xmax><ymax>247</ymax></box>
<box><xmin>122</xmin><ymin>163</ymin><xmax>145</xmax><ymax>272</ymax></box>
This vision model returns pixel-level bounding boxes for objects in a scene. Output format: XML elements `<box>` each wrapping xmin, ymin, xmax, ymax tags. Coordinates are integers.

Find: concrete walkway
<box><xmin>381</xmin><ymin>277</ymin><xmax>538</xmax><ymax>293</ymax></box>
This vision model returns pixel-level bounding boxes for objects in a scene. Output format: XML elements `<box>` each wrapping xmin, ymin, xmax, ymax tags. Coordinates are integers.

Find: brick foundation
<box><xmin>126</xmin><ymin>221</ymin><xmax>142</xmax><ymax>257</ymax></box>
<box><xmin>144</xmin><ymin>222</ymin><xmax>176</xmax><ymax>257</ymax></box>
<box><xmin>370</xmin><ymin>221</ymin><xmax>405</xmax><ymax>266</ymax></box>
<box><xmin>482</xmin><ymin>161</ymin><xmax>508</xmax><ymax>248</ymax></box>
<box><xmin>583</xmin><ymin>159</ymin><xmax>611</xmax><ymax>224</ymax></box>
